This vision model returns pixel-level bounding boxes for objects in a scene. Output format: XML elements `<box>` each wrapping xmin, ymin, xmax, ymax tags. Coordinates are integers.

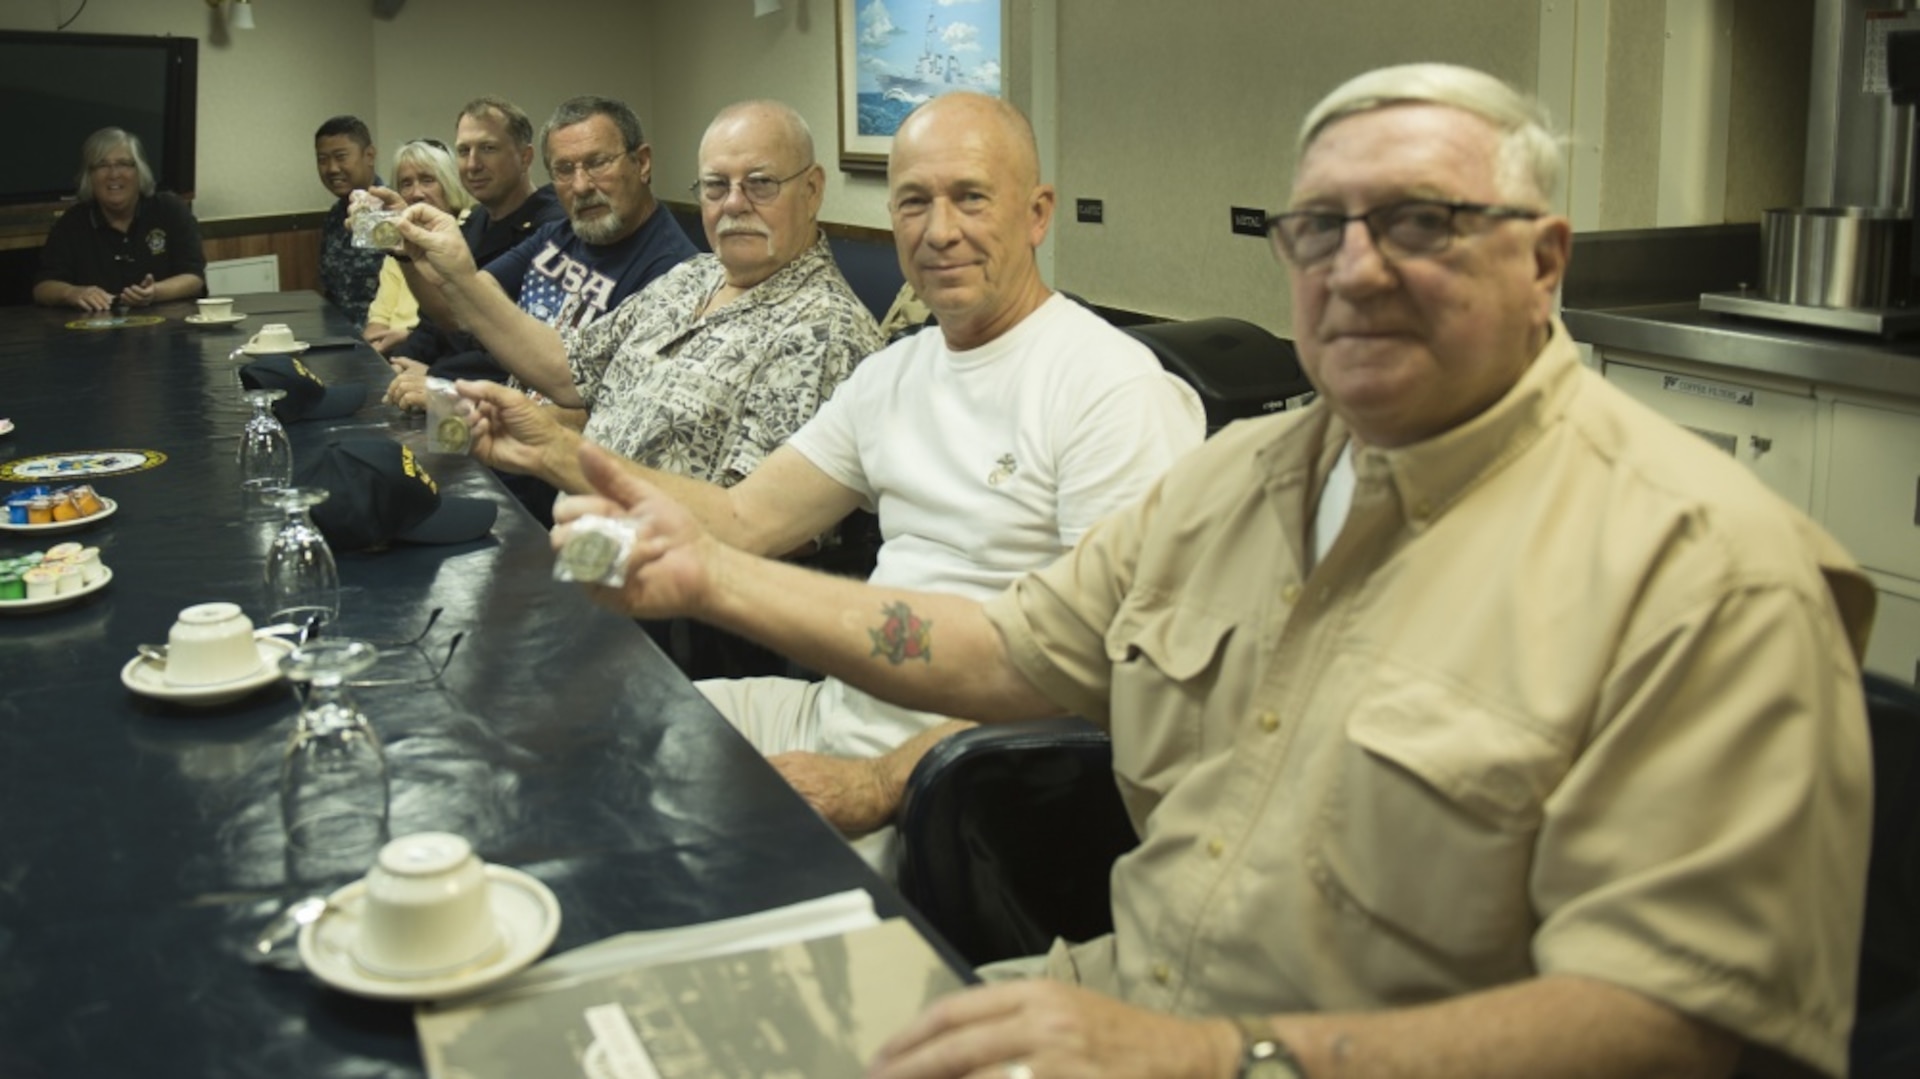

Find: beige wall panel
<box><xmin>1724</xmin><ymin>0</ymin><xmax>1812</xmax><ymax>221</ymax></box>
<box><xmin>646</xmin><ymin>0</ymin><xmax>895</xmax><ymax>232</ymax></box>
<box><xmin>1598</xmin><ymin>0</ymin><xmax>1662</xmax><ymax>229</ymax></box>
<box><xmin>1</xmin><ymin>0</ymin><xmax>376</xmax><ymax>220</ymax></box>
<box><xmin>1053</xmin><ymin>0</ymin><xmax>1540</xmax><ymax>335</ymax></box>
<box><xmin>370</xmin><ymin>0</ymin><xmax>656</xmax><ymax>193</ymax></box>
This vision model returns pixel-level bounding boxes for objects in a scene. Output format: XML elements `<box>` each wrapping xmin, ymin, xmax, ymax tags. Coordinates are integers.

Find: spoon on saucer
<box><xmin>250</xmin><ymin>895</ymin><xmax>331</xmax><ymax>969</ymax></box>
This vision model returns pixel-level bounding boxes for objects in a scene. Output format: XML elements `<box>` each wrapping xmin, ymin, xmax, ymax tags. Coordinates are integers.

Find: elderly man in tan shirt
<box><xmin>550</xmin><ymin>65</ymin><xmax>1876</xmax><ymax>1079</ymax></box>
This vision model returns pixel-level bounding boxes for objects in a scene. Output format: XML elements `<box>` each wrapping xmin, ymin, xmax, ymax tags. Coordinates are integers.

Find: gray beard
<box><xmin>572</xmin><ymin>205</ymin><xmax>627</xmax><ymax>244</ymax></box>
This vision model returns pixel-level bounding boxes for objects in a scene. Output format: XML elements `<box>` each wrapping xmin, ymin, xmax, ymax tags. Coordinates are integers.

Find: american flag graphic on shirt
<box><xmin>518</xmin><ymin>241</ymin><xmax>618</xmax><ymax>331</ymax></box>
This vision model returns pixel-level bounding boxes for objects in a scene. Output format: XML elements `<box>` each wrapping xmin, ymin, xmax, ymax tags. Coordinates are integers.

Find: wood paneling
<box><xmin>202</xmin><ymin>229</ymin><xmax>323</xmax><ymax>294</ymax></box>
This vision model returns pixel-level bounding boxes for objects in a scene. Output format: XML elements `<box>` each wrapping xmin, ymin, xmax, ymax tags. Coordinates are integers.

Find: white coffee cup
<box><xmin>197</xmin><ymin>297</ymin><xmax>234</xmax><ymax>320</ymax></box>
<box><xmin>247</xmin><ymin>323</ymin><xmax>297</xmax><ymax>351</ymax></box>
<box><xmin>164</xmin><ymin>602</ymin><xmax>261</xmax><ymax>686</ymax></box>
<box><xmin>351</xmin><ymin>832</ymin><xmax>500</xmax><ymax>979</ymax></box>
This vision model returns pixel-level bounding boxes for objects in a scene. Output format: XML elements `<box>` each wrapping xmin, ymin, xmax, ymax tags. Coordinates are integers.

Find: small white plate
<box><xmin>239</xmin><ymin>341</ymin><xmax>310</xmax><ymax>357</ymax></box>
<box><xmin>0</xmin><ymin>496</ymin><xmax>118</xmax><ymax>535</ymax></box>
<box><xmin>186</xmin><ymin>313</ymin><xmax>248</xmax><ymax>326</ymax></box>
<box><xmin>119</xmin><ymin>635</ymin><xmax>294</xmax><ymax>705</ymax></box>
<box><xmin>0</xmin><ymin>418</ymin><xmax>13</xmax><ymax>437</ymax></box>
<box><xmin>0</xmin><ymin>566</ymin><xmax>113</xmax><ymax>613</ymax></box>
<box><xmin>299</xmin><ymin>865</ymin><xmax>561</xmax><ymax>1002</ymax></box>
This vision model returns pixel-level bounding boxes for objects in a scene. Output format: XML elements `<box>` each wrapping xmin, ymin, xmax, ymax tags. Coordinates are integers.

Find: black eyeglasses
<box><xmin>413</xmin><ymin>138</ymin><xmax>449</xmax><ymax>152</ymax></box>
<box><xmin>1266</xmin><ymin>199</ymin><xmax>1543</xmax><ymax>266</ymax></box>
<box><xmin>690</xmin><ymin>165</ymin><xmax>812</xmax><ymax>206</ymax></box>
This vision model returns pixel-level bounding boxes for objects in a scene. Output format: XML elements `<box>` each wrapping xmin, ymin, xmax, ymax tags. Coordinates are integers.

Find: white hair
<box><xmin>75</xmin><ymin>127</ymin><xmax>156</xmax><ymax>202</ymax></box>
<box><xmin>1299</xmin><ymin>63</ymin><xmax>1563</xmax><ymax>205</ymax></box>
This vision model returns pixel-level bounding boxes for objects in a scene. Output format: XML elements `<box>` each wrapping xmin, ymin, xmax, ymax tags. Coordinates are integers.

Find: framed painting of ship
<box><xmin>836</xmin><ymin>0</ymin><xmax>1007</xmax><ymax>172</ymax></box>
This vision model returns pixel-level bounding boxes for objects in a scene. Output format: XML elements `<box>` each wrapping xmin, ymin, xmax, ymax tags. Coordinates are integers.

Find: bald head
<box><xmin>697</xmin><ymin>99</ymin><xmax>825</xmax><ymax>289</ymax></box>
<box><xmin>890</xmin><ymin>91</ymin><xmax>1040</xmax><ymax>191</ymax></box>
<box><xmin>886</xmin><ymin>92</ymin><xmax>1055</xmax><ymax>350</ymax></box>
<box><xmin>702</xmin><ymin>99</ymin><xmax>815</xmax><ymax>170</ymax></box>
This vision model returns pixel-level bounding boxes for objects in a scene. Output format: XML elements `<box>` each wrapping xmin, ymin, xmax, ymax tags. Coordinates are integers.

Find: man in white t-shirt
<box><xmin>481</xmin><ymin>91</ymin><xmax>1202</xmax><ymax>867</ymax></box>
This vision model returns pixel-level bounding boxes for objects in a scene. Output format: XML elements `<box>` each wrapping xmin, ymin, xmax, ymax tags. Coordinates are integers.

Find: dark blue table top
<box><xmin>0</xmin><ymin>293</ymin><xmax>951</xmax><ymax>1078</ymax></box>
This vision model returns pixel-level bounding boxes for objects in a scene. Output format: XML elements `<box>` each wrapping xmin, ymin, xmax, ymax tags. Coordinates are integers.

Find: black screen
<box><xmin>0</xmin><ymin>32</ymin><xmax>198</xmax><ymax>206</ymax></box>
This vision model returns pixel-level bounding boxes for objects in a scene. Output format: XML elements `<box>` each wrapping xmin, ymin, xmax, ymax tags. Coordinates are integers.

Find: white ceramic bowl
<box><xmin>351</xmin><ymin>832</ymin><xmax>499</xmax><ymax>979</ymax></box>
<box><xmin>164</xmin><ymin>602</ymin><xmax>260</xmax><ymax>686</ymax></box>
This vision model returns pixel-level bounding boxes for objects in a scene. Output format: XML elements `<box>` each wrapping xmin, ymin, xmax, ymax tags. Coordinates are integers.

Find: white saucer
<box><xmin>119</xmin><ymin>635</ymin><xmax>294</xmax><ymax>705</ymax></box>
<box><xmin>239</xmin><ymin>341</ymin><xmax>310</xmax><ymax>357</ymax></box>
<box><xmin>0</xmin><ymin>418</ymin><xmax>13</xmax><ymax>437</ymax></box>
<box><xmin>0</xmin><ymin>566</ymin><xmax>112</xmax><ymax>614</ymax></box>
<box><xmin>0</xmin><ymin>496</ymin><xmax>117</xmax><ymax>534</ymax></box>
<box><xmin>186</xmin><ymin>313</ymin><xmax>247</xmax><ymax>326</ymax></box>
<box><xmin>299</xmin><ymin>864</ymin><xmax>561</xmax><ymax>1001</ymax></box>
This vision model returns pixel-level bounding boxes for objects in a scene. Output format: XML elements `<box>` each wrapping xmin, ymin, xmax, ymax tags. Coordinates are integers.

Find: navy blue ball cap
<box><xmin>239</xmin><ymin>354</ymin><xmax>367</xmax><ymax>422</ymax></box>
<box><xmin>294</xmin><ymin>438</ymin><xmax>496</xmax><ymax>552</ymax></box>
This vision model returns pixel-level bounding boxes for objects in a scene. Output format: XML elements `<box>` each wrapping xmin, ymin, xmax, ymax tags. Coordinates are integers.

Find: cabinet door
<box><xmin>1824</xmin><ymin>401</ymin><xmax>1920</xmax><ymax>582</ymax></box>
<box><xmin>1602</xmin><ymin>359</ymin><xmax>1817</xmax><ymax>513</ymax></box>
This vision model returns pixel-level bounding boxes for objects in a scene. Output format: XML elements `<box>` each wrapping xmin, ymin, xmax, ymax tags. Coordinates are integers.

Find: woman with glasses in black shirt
<box><xmin>32</xmin><ymin>127</ymin><xmax>207</xmax><ymax>313</ymax></box>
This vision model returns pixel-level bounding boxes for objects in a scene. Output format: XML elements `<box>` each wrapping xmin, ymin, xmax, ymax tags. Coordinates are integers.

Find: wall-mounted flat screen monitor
<box><xmin>0</xmin><ymin>31</ymin><xmax>198</xmax><ymax>207</ymax></box>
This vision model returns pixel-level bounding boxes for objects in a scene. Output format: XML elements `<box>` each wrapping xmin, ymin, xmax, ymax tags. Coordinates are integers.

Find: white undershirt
<box><xmin>1310</xmin><ymin>440</ymin><xmax>1356</xmax><ymax>569</ymax></box>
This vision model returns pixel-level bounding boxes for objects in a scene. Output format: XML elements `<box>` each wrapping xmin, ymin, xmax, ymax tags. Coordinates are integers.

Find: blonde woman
<box><xmin>363</xmin><ymin>139</ymin><xmax>472</xmax><ymax>353</ymax></box>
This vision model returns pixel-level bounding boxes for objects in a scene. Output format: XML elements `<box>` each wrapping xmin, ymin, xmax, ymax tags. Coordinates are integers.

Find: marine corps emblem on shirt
<box><xmin>987</xmin><ymin>453</ymin><xmax>1018</xmax><ymax>487</ymax></box>
<box><xmin>145</xmin><ymin>228</ymin><xmax>167</xmax><ymax>255</ymax></box>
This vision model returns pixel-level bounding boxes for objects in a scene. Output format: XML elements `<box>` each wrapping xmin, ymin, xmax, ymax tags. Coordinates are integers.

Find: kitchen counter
<box><xmin>1564</xmin><ymin>301</ymin><xmax>1920</xmax><ymax>401</ymax></box>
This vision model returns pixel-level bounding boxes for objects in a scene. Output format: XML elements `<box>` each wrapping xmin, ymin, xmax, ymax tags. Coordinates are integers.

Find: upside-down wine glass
<box><xmin>280</xmin><ymin>640</ymin><xmax>388</xmax><ymax>888</ymax></box>
<box><xmin>238</xmin><ymin>388</ymin><xmax>292</xmax><ymax>498</ymax></box>
<box><xmin>263</xmin><ymin>487</ymin><xmax>340</xmax><ymax>629</ymax></box>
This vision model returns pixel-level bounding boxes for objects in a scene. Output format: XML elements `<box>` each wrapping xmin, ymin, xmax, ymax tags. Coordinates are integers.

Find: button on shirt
<box><xmin>984</xmin><ymin>323</ymin><xmax>1876</xmax><ymax>1078</ymax></box>
<box><xmin>565</xmin><ymin>233</ymin><xmax>884</xmax><ymax>487</ymax></box>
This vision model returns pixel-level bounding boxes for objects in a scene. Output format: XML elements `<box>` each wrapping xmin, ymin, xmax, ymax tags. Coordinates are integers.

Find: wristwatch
<box><xmin>1232</xmin><ymin>1015</ymin><xmax>1308</xmax><ymax>1079</ymax></box>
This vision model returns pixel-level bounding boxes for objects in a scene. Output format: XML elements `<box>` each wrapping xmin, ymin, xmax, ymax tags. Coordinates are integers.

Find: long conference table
<box><xmin>0</xmin><ymin>292</ymin><xmax>964</xmax><ymax>1076</ymax></box>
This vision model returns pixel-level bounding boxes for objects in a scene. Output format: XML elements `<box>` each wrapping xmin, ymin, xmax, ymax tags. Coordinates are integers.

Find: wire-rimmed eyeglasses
<box><xmin>290</xmin><ymin>606</ymin><xmax>466</xmax><ymax>692</ymax></box>
<box><xmin>550</xmin><ymin>149</ymin><xmax>634</xmax><ymax>184</ymax></box>
<box><xmin>689</xmin><ymin>165</ymin><xmax>812</xmax><ymax>206</ymax></box>
<box><xmin>1266</xmin><ymin>199</ymin><xmax>1543</xmax><ymax>267</ymax></box>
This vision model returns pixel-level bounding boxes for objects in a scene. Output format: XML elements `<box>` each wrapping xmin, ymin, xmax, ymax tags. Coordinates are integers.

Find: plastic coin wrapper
<box><xmin>553</xmin><ymin>514</ymin><xmax>639</xmax><ymax>588</ymax></box>
<box><xmin>347</xmin><ymin>190</ymin><xmax>405</xmax><ymax>252</ymax></box>
<box><xmin>424</xmin><ymin>378</ymin><xmax>474</xmax><ymax>455</ymax></box>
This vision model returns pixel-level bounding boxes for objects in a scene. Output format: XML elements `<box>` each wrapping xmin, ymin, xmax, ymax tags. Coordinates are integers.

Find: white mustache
<box><xmin>716</xmin><ymin>215</ymin><xmax>770</xmax><ymax>238</ymax></box>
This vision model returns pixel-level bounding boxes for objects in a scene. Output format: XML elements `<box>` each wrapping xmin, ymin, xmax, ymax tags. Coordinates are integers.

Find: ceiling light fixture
<box><xmin>204</xmin><ymin>0</ymin><xmax>255</xmax><ymax>30</ymax></box>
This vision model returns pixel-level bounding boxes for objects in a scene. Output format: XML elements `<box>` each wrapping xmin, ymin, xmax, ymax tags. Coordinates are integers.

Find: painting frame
<box><xmin>835</xmin><ymin>0</ymin><xmax>1010</xmax><ymax>173</ymax></box>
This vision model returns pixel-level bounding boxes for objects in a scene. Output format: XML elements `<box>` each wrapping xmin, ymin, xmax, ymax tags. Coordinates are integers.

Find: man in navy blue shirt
<box><xmin>391</xmin><ymin>96</ymin><xmax>693</xmax><ymax>393</ymax></box>
<box><xmin>384</xmin><ymin>96</ymin><xmax>695</xmax><ymax>525</ymax></box>
<box><xmin>382</xmin><ymin>96</ymin><xmax>565</xmax><ymax>390</ymax></box>
<box><xmin>315</xmin><ymin>115</ymin><xmax>385</xmax><ymax>325</ymax></box>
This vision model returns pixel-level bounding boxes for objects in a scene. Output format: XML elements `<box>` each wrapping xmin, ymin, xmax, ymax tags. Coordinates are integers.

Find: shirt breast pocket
<box><xmin>1104</xmin><ymin>599</ymin><xmax>1238</xmax><ymax>816</ymax></box>
<box><xmin>1311</xmin><ymin>677</ymin><xmax>1574</xmax><ymax>977</ymax></box>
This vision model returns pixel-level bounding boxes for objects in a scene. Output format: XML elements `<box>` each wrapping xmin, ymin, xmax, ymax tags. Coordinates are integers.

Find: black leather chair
<box><xmin>895</xmin><ymin>717</ymin><xmax>1137</xmax><ymax>967</ymax></box>
<box><xmin>1123</xmin><ymin>316</ymin><xmax>1316</xmax><ymax>434</ymax></box>
<box><xmin>1852</xmin><ymin>672</ymin><xmax>1920</xmax><ymax>1078</ymax></box>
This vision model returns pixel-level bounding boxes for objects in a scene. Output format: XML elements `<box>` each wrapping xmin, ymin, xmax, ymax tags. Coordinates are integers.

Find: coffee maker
<box><xmin>1700</xmin><ymin>0</ymin><xmax>1920</xmax><ymax>335</ymax></box>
